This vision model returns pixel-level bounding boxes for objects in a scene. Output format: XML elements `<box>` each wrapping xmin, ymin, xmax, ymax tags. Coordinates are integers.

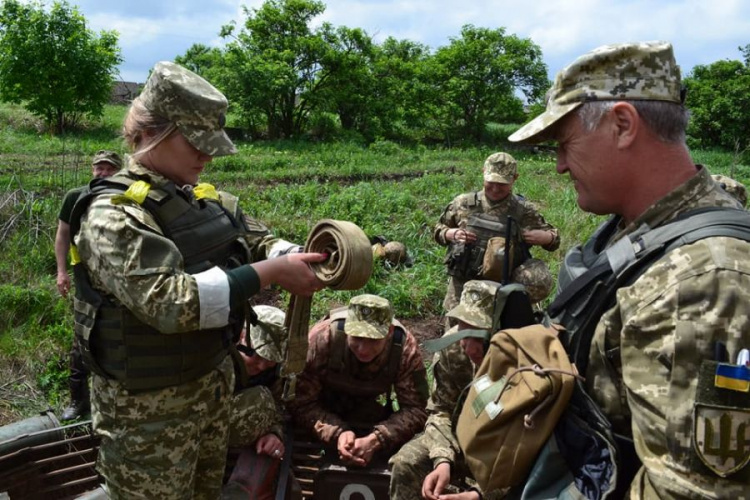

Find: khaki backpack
<box><xmin>456</xmin><ymin>324</ymin><xmax>579</xmax><ymax>492</ymax></box>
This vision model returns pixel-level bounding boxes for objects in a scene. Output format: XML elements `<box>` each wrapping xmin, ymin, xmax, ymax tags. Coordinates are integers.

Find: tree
<box><xmin>174</xmin><ymin>43</ymin><xmax>224</xmax><ymax>80</ymax></box>
<box><xmin>684</xmin><ymin>52</ymin><xmax>750</xmax><ymax>154</ymax></box>
<box><xmin>431</xmin><ymin>25</ymin><xmax>548</xmax><ymax>142</ymax></box>
<box><xmin>0</xmin><ymin>0</ymin><xmax>122</xmax><ymax>133</ymax></box>
<box><xmin>220</xmin><ymin>0</ymin><xmax>332</xmax><ymax>139</ymax></box>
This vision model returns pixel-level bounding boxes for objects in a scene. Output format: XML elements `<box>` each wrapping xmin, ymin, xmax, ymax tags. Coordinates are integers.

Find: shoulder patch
<box><xmin>694</xmin><ymin>404</ymin><xmax>750</xmax><ymax>477</ymax></box>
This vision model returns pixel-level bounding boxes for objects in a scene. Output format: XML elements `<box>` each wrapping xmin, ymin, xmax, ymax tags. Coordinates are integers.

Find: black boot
<box><xmin>61</xmin><ymin>380</ymin><xmax>90</xmax><ymax>421</ymax></box>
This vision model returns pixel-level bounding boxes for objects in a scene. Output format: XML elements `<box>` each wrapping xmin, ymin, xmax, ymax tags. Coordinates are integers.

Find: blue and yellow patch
<box><xmin>715</xmin><ymin>363</ymin><xmax>750</xmax><ymax>392</ymax></box>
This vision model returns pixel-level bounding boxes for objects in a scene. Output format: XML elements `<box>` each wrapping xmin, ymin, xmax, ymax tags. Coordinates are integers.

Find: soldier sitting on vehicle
<box><xmin>224</xmin><ymin>305</ymin><xmax>288</xmax><ymax>500</ymax></box>
<box><xmin>289</xmin><ymin>294</ymin><xmax>429</xmax><ymax>468</ymax></box>
<box><xmin>389</xmin><ymin>280</ymin><xmax>506</xmax><ymax>500</ymax></box>
<box><xmin>434</xmin><ymin>152</ymin><xmax>559</xmax><ymax>315</ymax></box>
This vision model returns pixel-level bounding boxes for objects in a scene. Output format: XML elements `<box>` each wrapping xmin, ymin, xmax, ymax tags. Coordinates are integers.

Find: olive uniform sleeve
<box><xmin>434</xmin><ymin>194</ymin><xmax>468</xmax><ymax>246</ymax></box>
<box><xmin>518</xmin><ymin>198</ymin><xmax>560</xmax><ymax>251</ymax></box>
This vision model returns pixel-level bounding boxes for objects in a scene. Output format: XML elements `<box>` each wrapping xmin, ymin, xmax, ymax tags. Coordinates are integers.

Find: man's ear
<box><xmin>611</xmin><ymin>102</ymin><xmax>639</xmax><ymax>149</ymax></box>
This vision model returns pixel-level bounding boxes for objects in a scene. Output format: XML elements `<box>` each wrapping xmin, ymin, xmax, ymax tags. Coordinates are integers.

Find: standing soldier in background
<box><xmin>290</xmin><ymin>294</ymin><xmax>429</xmax><ymax>468</ymax></box>
<box><xmin>71</xmin><ymin>61</ymin><xmax>325</xmax><ymax>499</ymax></box>
<box><xmin>434</xmin><ymin>152</ymin><xmax>559</xmax><ymax>317</ymax></box>
<box><xmin>55</xmin><ymin>149</ymin><xmax>122</xmax><ymax>421</ymax></box>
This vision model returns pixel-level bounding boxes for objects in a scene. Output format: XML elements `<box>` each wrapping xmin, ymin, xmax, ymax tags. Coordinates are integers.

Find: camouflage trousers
<box><xmin>228</xmin><ymin>385</ymin><xmax>281</xmax><ymax>447</ymax></box>
<box><xmin>389</xmin><ymin>432</ymin><xmax>467</xmax><ymax>500</ymax></box>
<box><xmin>91</xmin><ymin>355</ymin><xmax>235</xmax><ymax>500</ymax></box>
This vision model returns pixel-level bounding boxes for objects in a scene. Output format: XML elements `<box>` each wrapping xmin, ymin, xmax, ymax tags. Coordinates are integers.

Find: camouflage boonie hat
<box><xmin>712</xmin><ymin>174</ymin><xmax>748</xmax><ymax>208</ymax></box>
<box><xmin>91</xmin><ymin>150</ymin><xmax>123</xmax><ymax>168</ymax></box>
<box><xmin>344</xmin><ymin>295</ymin><xmax>393</xmax><ymax>339</ymax></box>
<box><xmin>139</xmin><ymin>61</ymin><xmax>237</xmax><ymax>156</ymax></box>
<box><xmin>447</xmin><ymin>280</ymin><xmax>497</xmax><ymax>329</ymax></box>
<box><xmin>248</xmin><ymin>305</ymin><xmax>286</xmax><ymax>363</ymax></box>
<box><xmin>483</xmin><ymin>152</ymin><xmax>517</xmax><ymax>183</ymax></box>
<box><xmin>512</xmin><ymin>259</ymin><xmax>553</xmax><ymax>303</ymax></box>
<box><xmin>509</xmin><ymin>41</ymin><xmax>682</xmax><ymax>144</ymax></box>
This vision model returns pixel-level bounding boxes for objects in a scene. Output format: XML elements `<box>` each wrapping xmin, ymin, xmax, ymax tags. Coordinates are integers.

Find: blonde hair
<box><xmin>122</xmin><ymin>97</ymin><xmax>177</xmax><ymax>159</ymax></box>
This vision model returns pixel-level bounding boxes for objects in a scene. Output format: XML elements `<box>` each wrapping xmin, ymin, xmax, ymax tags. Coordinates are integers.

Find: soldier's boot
<box><xmin>61</xmin><ymin>379</ymin><xmax>90</xmax><ymax>421</ymax></box>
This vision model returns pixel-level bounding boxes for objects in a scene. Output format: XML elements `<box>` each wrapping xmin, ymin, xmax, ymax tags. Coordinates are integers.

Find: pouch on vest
<box><xmin>456</xmin><ymin>324</ymin><xmax>579</xmax><ymax>492</ymax></box>
<box><xmin>481</xmin><ymin>236</ymin><xmax>514</xmax><ymax>282</ymax></box>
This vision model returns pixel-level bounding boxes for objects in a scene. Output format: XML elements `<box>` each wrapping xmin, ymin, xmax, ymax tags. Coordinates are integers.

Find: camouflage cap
<box><xmin>91</xmin><ymin>150</ymin><xmax>123</xmax><ymax>168</ymax></box>
<box><xmin>712</xmin><ymin>174</ymin><xmax>748</xmax><ymax>208</ymax></box>
<box><xmin>248</xmin><ymin>305</ymin><xmax>287</xmax><ymax>363</ymax></box>
<box><xmin>344</xmin><ymin>294</ymin><xmax>393</xmax><ymax>339</ymax></box>
<box><xmin>483</xmin><ymin>152</ymin><xmax>517</xmax><ymax>183</ymax></box>
<box><xmin>139</xmin><ymin>61</ymin><xmax>237</xmax><ymax>156</ymax></box>
<box><xmin>446</xmin><ymin>280</ymin><xmax>497</xmax><ymax>329</ymax></box>
<box><xmin>509</xmin><ymin>41</ymin><xmax>682</xmax><ymax>144</ymax></box>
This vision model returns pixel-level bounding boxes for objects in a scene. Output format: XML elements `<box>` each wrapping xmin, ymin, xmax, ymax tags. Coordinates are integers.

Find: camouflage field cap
<box><xmin>483</xmin><ymin>152</ymin><xmax>517</xmax><ymax>183</ymax></box>
<box><xmin>139</xmin><ymin>61</ymin><xmax>237</xmax><ymax>156</ymax></box>
<box><xmin>248</xmin><ymin>305</ymin><xmax>287</xmax><ymax>363</ymax></box>
<box><xmin>91</xmin><ymin>150</ymin><xmax>123</xmax><ymax>168</ymax></box>
<box><xmin>509</xmin><ymin>41</ymin><xmax>682</xmax><ymax>144</ymax></box>
<box><xmin>446</xmin><ymin>280</ymin><xmax>496</xmax><ymax>329</ymax></box>
<box><xmin>344</xmin><ymin>294</ymin><xmax>393</xmax><ymax>339</ymax></box>
<box><xmin>712</xmin><ymin>174</ymin><xmax>748</xmax><ymax>208</ymax></box>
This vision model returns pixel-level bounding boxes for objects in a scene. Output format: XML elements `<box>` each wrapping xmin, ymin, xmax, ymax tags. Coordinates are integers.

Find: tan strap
<box><xmin>281</xmin><ymin>219</ymin><xmax>373</xmax><ymax>400</ymax></box>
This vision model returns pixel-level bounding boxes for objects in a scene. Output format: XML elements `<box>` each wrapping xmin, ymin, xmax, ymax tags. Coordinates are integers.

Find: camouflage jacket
<box><xmin>433</xmin><ymin>191</ymin><xmax>560</xmax><ymax>251</ymax></box>
<box><xmin>290</xmin><ymin>317</ymin><xmax>429</xmax><ymax>451</ymax></box>
<box><xmin>422</xmin><ymin>328</ymin><xmax>476</xmax><ymax>468</ymax></box>
<box><xmin>74</xmin><ymin>159</ymin><xmax>291</xmax><ymax>334</ymax></box>
<box><xmin>580</xmin><ymin>166</ymin><xmax>750</xmax><ymax>498</ymax></box>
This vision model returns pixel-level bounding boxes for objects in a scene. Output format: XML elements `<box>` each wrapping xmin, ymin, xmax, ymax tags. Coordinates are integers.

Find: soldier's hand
<box><xmin>253</xmin><ymin>252</ymin><xmax>327</xmax><ymax>296</ymax></box>
<box><xmin>422</xmin><ymin>462</ymin><xmax>451</xmax><ymax>500</ymax></box>
<box><xmin>349</xmin><ymin>433</ymin><xmax>380</xmax><ymax>467</ymax></box>
<box><xmin>255</xmin><ymin>433</ymin><xmax>284</xmax><ymax>459</ymax></box>
<box><xmin>337</xmin><ymin>430</ymin><xmax>358</xmax><ymax>463</ymax></box>
<box><xmin>446</xmin><ymin>228</ymin><xmax>477</xmax><ymax>244</ymax></box>
<box><xmin>57</xmin><ymin>271</ymin><xmax>71</xmax><ymax>297</ymax></box>
<box><xmin>522</xmin><ymin>229</ymin><xmax>554</xmax><ymax>246</ymax></box>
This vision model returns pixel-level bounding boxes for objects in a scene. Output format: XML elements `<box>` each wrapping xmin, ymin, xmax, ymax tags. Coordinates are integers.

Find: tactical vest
<box><xmin>69</xmin><ymin>172</ymin><xmax>248</xmax><ymax>392</ymax></box>
<box><xmin>445</xmin><ymin>192</ymin><xmax>528</xmax><ymax>281</ymax></box>
<box><xmin>545</xmin><ymin>207</ymin><xmax>750</xmax><ymax>499</ymax></box>
<box><xmin>320</xmin><ymin>308</ymin><xmax>405</xmax><ymax>426</ymax></box>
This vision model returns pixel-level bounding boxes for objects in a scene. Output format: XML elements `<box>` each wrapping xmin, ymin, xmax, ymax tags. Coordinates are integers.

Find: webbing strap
<box><xmin>424</xmin><ymin>328</ymin><xmax>489</xmax><ymax>353</ymax></box>
<box><xmin>281</xmin><ymin>219</ymin><xmax>373</xmax><ymax>400</ymax></box>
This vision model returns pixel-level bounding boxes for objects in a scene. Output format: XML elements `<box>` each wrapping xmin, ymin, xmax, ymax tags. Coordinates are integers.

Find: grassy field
<box><xmin>1</xmin><ymin>103</ymin><xmax>747</xmax><ymax>425</ymax></box>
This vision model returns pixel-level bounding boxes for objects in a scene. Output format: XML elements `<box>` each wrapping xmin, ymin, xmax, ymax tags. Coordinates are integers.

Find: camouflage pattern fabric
<box><xmin>446</xmin><ymin>281</ymin><xmax>498</xmax><ymax>329</ymax></box>
<box><xmin>228</xmin><ymin>385</ymin><xmax>282</xmax><ymax>447</ymax></box>
<box><xmin>389</xmin><ymin>329</ymin><xmax>505</xmax><ymax>500</ymax></box>
<box><xmin>509</xmin><ymin>41</ymin><xmax>682</xmax><ymax>143</ymax></box>
<box><xmin>248</xmin><ymin>305</ymin><xmax>287</xmax><ymax>363</ymax></box>
<box><xmin>289</xmin><ymin>316</ymin><xmax>428</xmax><ymax>451</ymax></box>
<box><xmin>434</xmin><ymin>190</ymin><xmax>559</xmax><ymax>312</ymax></box>
<box><xmin>75</xmin><ymin>160</ymin><xmax>289</xmax><ymax>333</ymax></box>
<box><xmin>76</xmin><ymin>159</ymin><xmax>291</xmax><ymax>498</ymax></box>
<box><xmin>712</xmin><ymin>174</ymin><xmax>748</xmax><ymax>208</ymax></box>
<box><xmin>580</xmin><ymin>166</ymin><xmax>750</xmax><ymax>497</ymax></box>
<box><xmin>344</xmin><ymin>294</ymin><xmax>394</xmax><ymax>339</ymax></box>
<box><xmin>483</xmin><ymin>152</ymin><xmax>517</xmax><ymax>183</ymax></box>
<box><xmin>139</xmin><ymin>61</ymin><xmax>236</xmax><ymax>157</ymax></box>
<box><xmin>512</xmin><ymin>258</ymin><xmax>554</xmax><ymax>303</ymax></box>
<box><xmin>91</xmin><ymin>149</ymin><xmax>123</xmax><ymax>168</ymax></box>
<box><xmin>92</xmin><ymin>356</ymin><xmax>234</xmax><ymax>499</ymax></box>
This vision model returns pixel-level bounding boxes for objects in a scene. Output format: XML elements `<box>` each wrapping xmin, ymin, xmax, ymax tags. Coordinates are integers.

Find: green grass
<box><xmin>0</xmin><ymin>101</ymin><xmax>747</xmax><ymax>424</ymax></box>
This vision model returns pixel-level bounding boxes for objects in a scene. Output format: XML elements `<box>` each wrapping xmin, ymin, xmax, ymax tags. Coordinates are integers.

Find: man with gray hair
<box><xmin>509</xmin><ymin>41</ymin><xmax>750</xmax><ymax>498</ymax></box>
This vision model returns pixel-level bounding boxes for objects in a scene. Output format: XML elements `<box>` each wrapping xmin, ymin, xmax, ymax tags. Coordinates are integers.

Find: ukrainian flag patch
<box><xmin>715</xmin><ymin>363</ymin><xmax>750</xmax><ymax>392</ymax></box>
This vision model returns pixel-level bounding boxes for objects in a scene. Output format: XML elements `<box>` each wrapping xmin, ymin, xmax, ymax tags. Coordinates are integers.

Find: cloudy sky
<box><xmin>68</xmin><ymin>0</ymin><xmax>750</xmax><ymax>84</ymax></box>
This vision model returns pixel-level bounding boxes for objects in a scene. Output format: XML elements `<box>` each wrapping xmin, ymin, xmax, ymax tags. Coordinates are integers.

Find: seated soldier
<box><xmin>289</xmin><ymin>294</ymin><xmax>429</xmax><ymax>468</ymax></box>
<box><xmin>224</xmin><ymin>305</ymin><xmax>288</xmax><ymax>500</ymax></box>
<box><xmin>390</xmin><ymin>280</ymin><xmax>505</xmax><ymax>500</ymax></box>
